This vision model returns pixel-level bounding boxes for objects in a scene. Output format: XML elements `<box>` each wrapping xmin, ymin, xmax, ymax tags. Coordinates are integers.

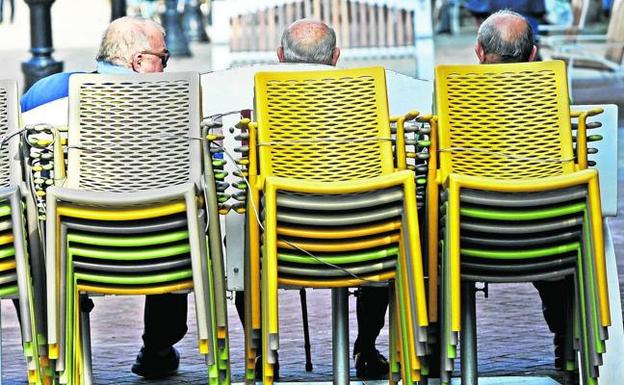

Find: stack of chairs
<box><xmin>0</xmin><ymin>79</ymin><xmax>47</xmax><ymax>384</ymax></box>
<box><xmin>40</xmin><ymin>72</ymin><xmax>230</xmax><ymax>385</ymax></box>
<box><xmin>426</xmin><ymin>61</ymin><xmax>610</xmax><ymax>385</ymax></box>
<box><xmin>241</xmin><ymin>67</ymin><xmax>429</xmax><ymax>384</ymax></box>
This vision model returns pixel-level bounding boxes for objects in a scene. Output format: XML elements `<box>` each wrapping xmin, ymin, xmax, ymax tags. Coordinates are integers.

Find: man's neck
<box><xmin>96</xmin><ymin>61</ymin><xmax>134</xmax><ymax>74</ymax></box>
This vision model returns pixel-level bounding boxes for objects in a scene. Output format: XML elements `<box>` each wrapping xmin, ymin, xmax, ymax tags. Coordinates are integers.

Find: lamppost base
<box><xmin>182</xmin><ymin>1</ymin><xmax>209</xmax><ymax>42</ymax></box>
<box><xmin>164</xmin><ymin>0</ymin><xmax>192</xmax><ymax>57</ymax></box>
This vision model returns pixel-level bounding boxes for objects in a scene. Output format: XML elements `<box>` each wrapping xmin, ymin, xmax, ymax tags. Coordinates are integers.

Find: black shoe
<box><xmin>131</xmin><ymin>346</ymin><xmax>180</xmax><ymax>379</ymax></box>
<box><xmin>254</xmin><ymin>353</ymin><xmax>279</xmax><ymax>380</ymax></box>
<box><xmin>355</xmin><ymin>349</ymin><xmax>389</xmax><ymax>380</ymax></box>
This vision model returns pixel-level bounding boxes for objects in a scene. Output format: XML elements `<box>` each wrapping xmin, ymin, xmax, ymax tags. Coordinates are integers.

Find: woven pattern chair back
<box><xmin>254</xmin><ymin>67</ymin><xmax>394</xmax><ymax>182</ymax></box>
<box><xmin>66</xmin><ymin>72</ymin><xmax>201</xmax><ymax>192</ymax></box>
<box><xmin>0</xmin><ymin>80</ymin><xmax>19</xmax><ymax>188</ymax></box>
<box><xmin>605</xmin><ymin>0</ymin><xmax>624</xmax><ymax>64</ymax></box>
<box><xmin>435</xmin><ymin>61</ymin><xmax>575</xmax><ymax>182</ymax></box>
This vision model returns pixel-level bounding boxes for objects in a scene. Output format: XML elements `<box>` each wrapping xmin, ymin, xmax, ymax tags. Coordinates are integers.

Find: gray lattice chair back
<box><xmin>66</xmin><ymin>72</ymin><xmax>201</xmax><ymax>191</ymax></box>
<box><xmin>0</xmin><ymin>79</ymin><xmax>20</xmax><ymax>188</ymax></box>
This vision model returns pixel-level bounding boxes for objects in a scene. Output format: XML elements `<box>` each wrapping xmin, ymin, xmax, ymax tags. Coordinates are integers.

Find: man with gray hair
<box><xmin>234</xmin><ymin>18</ymin><xmax>389</xmax><ymax>380</ymax></box>
<box><xmin>277</xmin><ymin>18</ymin><xmax>341</xmax><ymax>66</ymax></box>
<box><xmin>474</xmin><ymin>9</ymin><xmax>538</xmax><ymax>64</ymax></box>
<box><xmin>474</xmin><ymin>10</ymin><xmax>569</xmax><ymax>371</ymax></box>
<box><xmin>22</xmin><ymin>16</ymin><xmax>185</xmax><ymax>380</ymax></box>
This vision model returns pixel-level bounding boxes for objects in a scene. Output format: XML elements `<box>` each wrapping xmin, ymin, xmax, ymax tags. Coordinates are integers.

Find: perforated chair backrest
<box><xmin>605</xmin><ymin>0</ymin><xmax>624</xmax><ymax>64</ymax></box>
<box><xmin>66</xmin><ymin>72</ymin><xmax>201</xmax><ymax>192</ymax></box>
<box><xmin>254</xmin><ymin>67</ymin><xmax>394</xmax><ymax>182</ymax></box>
<box><xmin>434</xmin><ymin>61</ymin><xmax>575</xmax><ymax>182</ymax></box>
<box><xmin>0</xmin><ymin>80</ymin><xmax>20</xmax><ymax>188</ymax></box>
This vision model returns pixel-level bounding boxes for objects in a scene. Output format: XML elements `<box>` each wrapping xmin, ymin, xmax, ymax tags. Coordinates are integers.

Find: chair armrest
<box><xmin>22</xmin><ymin>124</ymin><xmax>66</xmax><ymax>220</ymax></box>
<box><xmin>570</xmin><ymin>108</ymin><xmax>604</xmax><ymax>170</ymax></box>
<box><xmin>416</xmin><ymin>114</ymin><xmax>439</xmax><ymax>184</ymax></box>
<box><xmin>391</xmin><ymin>110</ymin><xmax>419</xmax><ymax>171</ymax></box>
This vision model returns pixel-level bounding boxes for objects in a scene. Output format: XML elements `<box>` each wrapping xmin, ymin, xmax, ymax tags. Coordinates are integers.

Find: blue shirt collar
<box><xmin>96</xmin><ymin>61</ymin><xmax>135</xmax><ymax>74</ymax></box>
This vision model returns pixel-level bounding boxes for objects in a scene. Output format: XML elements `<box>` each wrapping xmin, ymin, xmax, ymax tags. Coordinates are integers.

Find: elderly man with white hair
<box><xmin>21</xmin><ymin>16</ymin><xmax>185</xmax><ymax>380</ymax></box>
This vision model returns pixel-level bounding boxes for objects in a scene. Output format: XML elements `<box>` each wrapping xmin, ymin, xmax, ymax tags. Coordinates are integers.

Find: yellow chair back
<box><xmin>254</xmin><ymin>67</ymin><xmax>394</xmax><ymax>182</ymax></box>
<box><xmin>434</xmin><ymin>60</ymin><xmax>576</xmax><ymax>182</ymax></box>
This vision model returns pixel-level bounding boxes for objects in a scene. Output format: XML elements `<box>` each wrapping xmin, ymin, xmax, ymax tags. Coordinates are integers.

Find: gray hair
<box><xmin>477</xmin><ymin>10</ymin><xmax>535</xmax><ymax>63</ymax></box>
<box><xmin>96</xmin><ymin>16</ymin><xmax>165</xmax><ymax>67</ymax></box>
<box><xmin>281</xmin><ymin>19</ymin><xmax>336</xmax><ymax>65</ymax></box>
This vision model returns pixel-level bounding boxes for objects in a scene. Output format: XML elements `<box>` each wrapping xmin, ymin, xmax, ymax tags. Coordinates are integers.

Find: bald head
<box><xmin>277</xmin><ymin>19</ymin><xmax>340</xmax><ymax>66</ymax></box>
<box><xmin>475</xmin><ymin>10</ymin><xmax>537</xmax><ymax>64</ymax></box>
<box><xmin>96</xmin><ymin>16</ymin><xmax>166</xmax><ymax>69</ymax></box>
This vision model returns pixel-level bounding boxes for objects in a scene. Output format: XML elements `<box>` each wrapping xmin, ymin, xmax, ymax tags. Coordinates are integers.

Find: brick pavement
<box><xmin>1</xmin><ymin>6</ymin><xmax>624</xmax><ymax>384</ymax></box>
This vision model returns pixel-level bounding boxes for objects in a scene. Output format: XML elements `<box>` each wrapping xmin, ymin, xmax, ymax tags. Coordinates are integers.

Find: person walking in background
<box><xmin>466</xmin><ymin>0</ymin><xmax>546</xmax><ymax>34</ymax></box>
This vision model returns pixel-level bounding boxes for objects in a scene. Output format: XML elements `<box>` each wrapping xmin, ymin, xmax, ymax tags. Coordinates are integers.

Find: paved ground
<box><xmin>0</xmin><ymin>2</ymin><xmax>623</xmax><ymax>384</ymax></box>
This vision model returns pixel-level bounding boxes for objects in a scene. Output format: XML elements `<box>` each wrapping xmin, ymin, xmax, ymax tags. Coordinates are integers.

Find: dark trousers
<box><xmin>353</xmin><ymin>286</ymin><xmax>389</xmax><ymax>355</ymax></box>
<box><xmin>236</xmin><ymin>287</ymin><xmax>389</xmax><ymax>356</ymax></box>
<box><xmin>142</xmin><ymin>293</ymin><xmax>188</xmax><ymax>351</ymax></box>
<box><xmin>533</xmin><ymin>278</ymin><xmax>573</xmax><ymax>349</ymax></box>
<box><xmin>235</xmin><ymin>290</ymin><xmax>245</xmax><ymax>325</ymax></box>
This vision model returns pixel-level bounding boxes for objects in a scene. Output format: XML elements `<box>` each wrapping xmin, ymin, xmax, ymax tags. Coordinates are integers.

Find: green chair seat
<box><xmin>67</xmin><ymin>243</ymin><xmax>191</xmax><ymax>261</ymax></box>
<box><xmin>67</xmin><ymin>230</ymin><xmax>189</xmax><ymax>248</ymax></box>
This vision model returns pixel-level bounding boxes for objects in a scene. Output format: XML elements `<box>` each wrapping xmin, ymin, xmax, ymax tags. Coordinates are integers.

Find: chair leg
<box><xmin>299</xmin><ymin>288</ymin><xmax>313</xmax><ymax>372</ymax></box>
<box><xmin>79</xmin><ymin>301</ymin><xmax>93</xmax><ymax>385</ymax></box>
<box><xmin>0</xmin><ymin>302</ymin><xmax>3</xmax><ymax>385</ymax></box>
<box><xmin>460</xmin><ymin>281</ymin><xmax>478</xmax><ymax>385</ymax></box>
<box><xmin>331</xmin><ymin>288</ymin><xmax>349</xmax><ymax>385</ymax></box>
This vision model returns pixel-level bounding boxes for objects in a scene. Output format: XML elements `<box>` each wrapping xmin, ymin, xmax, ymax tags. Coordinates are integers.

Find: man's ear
<box><xmin>131</xmin><ymin>53</ymin><xmax>142</xmax><ymax>72</ymax></box>
<box><xmin>475</xmin><ymin>42</ymin><xmax>486</xmax><ymax>63</ymax></box>
<box><xmin>528</xmin><ymin>45</ymin><xmax>538</xmax><ymax>62</ymax></box>
<box><xmin>277</xmin><ymin>47</ymin><xmax>285</xmax><ymax>63</ymax></box>
<box><xmin>331</xmin><ymin>47</ymin><xmax>340</xmax><ymax>66</ymax></box>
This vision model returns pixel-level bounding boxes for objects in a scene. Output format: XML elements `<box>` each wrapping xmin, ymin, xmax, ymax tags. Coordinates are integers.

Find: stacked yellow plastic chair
<box><xmin>42</xmin><ymin>72</ymin><xmax>229</xmax><ymax>385</ymax></box>
<box><xmin>0</xmin><ymin>79</ymin><xmax>47</xmax><ymax>384</ymax></box>
<box><xmin>242</xmin><ymin>67</ymin><xmax>428</xmax><ymax>385</ymax></box>
<box><xmin>427</xmin><ymin>61</ymin><xmax>610</xmax><ymax>385</ymax></box>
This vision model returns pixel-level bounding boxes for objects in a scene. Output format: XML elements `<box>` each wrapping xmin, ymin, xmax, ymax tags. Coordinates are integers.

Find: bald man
<box><xmin>233</xmin><ymin>19</ymin><xmax>390</xmax><ymax>380</ymax></box>
<box><xmin>22</xmin><ymin>17</ymin><xmax>184</xmax><ymax>380</ymax></box>
<box><xmin>475</xmin><ymin>10</ymin><xmax>569</xmax><ymax>371</ymax></box>
<box><xmin>276</xmin><ymin>18</ymin><xmax>341</xmax><ymax>66</ymax></box>
<box><xmin>475</xmin><ymin>9</ymin><xmax>537</xmax><ymax>64</ymax></box>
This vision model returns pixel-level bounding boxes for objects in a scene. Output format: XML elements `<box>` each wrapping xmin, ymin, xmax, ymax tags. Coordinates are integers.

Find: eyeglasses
<box><xmin>140</xmin><ymin>49</ymin><xmax>170</xmax><ymax>67</ymax></box>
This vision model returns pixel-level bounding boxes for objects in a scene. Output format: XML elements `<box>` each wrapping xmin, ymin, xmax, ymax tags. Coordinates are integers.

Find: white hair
<box><xmin>96</xmin><ymin>16</ymin><xmax>165</xmax><ymax>67</ymax></box>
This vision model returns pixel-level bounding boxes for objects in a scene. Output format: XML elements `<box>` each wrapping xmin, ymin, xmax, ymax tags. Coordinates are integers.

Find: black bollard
<box><xmin>163</xmin><ymin>0</ymin><xmax>192</xmax><ymax>57</ymax></box>
<box><xmin>110</xmin><ymin>0</ymin><xmax>126</xmax><ymax>21</ymax></box>
<box><xmin>182</xmin><ymin>0</ymin><xmax>209</xmax><ymax>42</ymax></box>
<box><xmin>21</xmin><ymin>0</ymin><xmax>63</xmax><ymax>92</ymax></box>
